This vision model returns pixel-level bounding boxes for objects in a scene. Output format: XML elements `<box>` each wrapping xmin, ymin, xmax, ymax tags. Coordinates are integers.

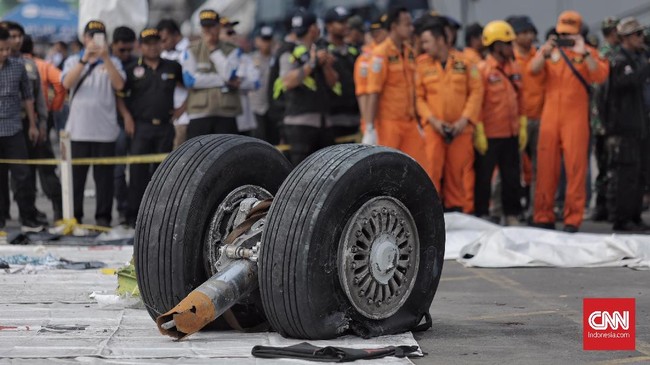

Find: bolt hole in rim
<box><xmin>338</xmin><ymin>196</ymin><xmax>420</xmax><ymax>320</ymax></box>
<box><xmin>204</xmin><ymin>185</ymin><xmax>272</xmax><ymax>276</ymax></box>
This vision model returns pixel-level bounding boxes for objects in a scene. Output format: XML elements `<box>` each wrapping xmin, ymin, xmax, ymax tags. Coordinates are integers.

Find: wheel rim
<box><xmin>338</xmin><ymin>196</ymin><xmax>420</xmax><ymax>320</ymax></box>
<box><xmin>204</xmin><ymin>185</ymin><xmax>272</xmax><ymax>276</ymax></box>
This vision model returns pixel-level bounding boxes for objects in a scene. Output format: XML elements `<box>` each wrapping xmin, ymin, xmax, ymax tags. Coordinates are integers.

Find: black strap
<box><xmin>558</xmin><ymin>48</ymin><xmax>592</xmax><ymax>95</ymax></box>
<box><xmin>252</xmin><ymin>342</ymin><xmax>420</xmax><ymax>362</ymax></box>
<box><xmin>70</xmin><ymin>61</ymin><xmax>99</xmax><ymax>103</ymax></box>
<box><xmin>495</xmin><ymin>66</ymin><xmax>520</xmax><ymax>94</ymax></box>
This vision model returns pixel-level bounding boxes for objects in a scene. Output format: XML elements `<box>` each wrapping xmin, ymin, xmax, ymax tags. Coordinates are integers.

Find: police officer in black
<box><xmin>118</xmin><ymin>28</ymin><xmax>183</xmax><ymax>226</ymax></box>
<box><xmin>277</xmin><ymin>9</ymin><xmax>339</xmax><ymax>165</ymax></box>
<box><xmin>606</xmin><ymin>18</ymin><xmax>650</xmax><ymax>231</ymax></box>
<box><xmin>322</xmin><ymin>6</ymin><xmax>360</xmax><ymax>139</ymax></box>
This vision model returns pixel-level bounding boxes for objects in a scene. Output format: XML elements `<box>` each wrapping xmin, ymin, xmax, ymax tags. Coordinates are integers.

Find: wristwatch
<box><xmin>583</xmin><ymin>51</ymin><xmax>592</xmax><ymax>58</ymax></box>
<box><xmin>79</xmin><ymin>59</ymin><xmax>88</xmax><ymax>65</ymax></box>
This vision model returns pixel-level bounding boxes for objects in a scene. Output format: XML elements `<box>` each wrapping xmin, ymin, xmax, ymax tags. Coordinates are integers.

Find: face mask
<box><xmin>48</xmin><ymin>52</ymin><xmax>63</xmax><ymax>66</ymax></box>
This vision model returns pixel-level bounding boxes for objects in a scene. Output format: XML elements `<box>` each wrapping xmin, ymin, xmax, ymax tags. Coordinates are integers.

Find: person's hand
<box><xmin>473</xmin><ymin>122</ymin><xmax>488</xmax><ymax>155</ymax></box>
<box><xmin>427</xmin><ymin>116</ymin><xmax>446</xmax><ymax>135</ymax></box>
<box><xmin>540</xmin><ymin>37</ymin><xmax>556</xmax><ymax>57</ymax></box>
<box><xmin>572</xmin><ymin>34</ymin><xmax>586</xmax><ymax>55</ymax></box>
<box><xmin>450</xmin><ymin>117</ymin><xmax>468</xmax><ymax>136</ymax></box>
<box><xmin>316</xmin><ymin>49</ymin><xmax>329</xmax><ymax>66</ymax></box>
<box><xmin>362</xmin><ymin>122</ymin><xmax>377</xmax><ymax>145</ymax></box>
<box><xmin>518</xmin><ymin>116</ymin><xmax>528</xmax><ymax>152</ymax></box>
<box><xmin>28</xmin><ymin>124</ymin><xmax>39</xmax><ymax>145</ymax></box>
<box><xmin>98</xmin><ymin>42</ymin><xmax>110</xmax><ymax>61</ymax></box>
<box><xmin>227</xmin><ymin>77</ymin><xmax>241</xmax><ymax>89</ymax></box>
<box><xmin>171</xmin><ymin>108</ymin><xmax>184</xmax><ymax>123</ymax></box>
<box><xmin>124</xmin><ymin>114</ymin><xmax>135</xmax><ymax>138</ymax></box>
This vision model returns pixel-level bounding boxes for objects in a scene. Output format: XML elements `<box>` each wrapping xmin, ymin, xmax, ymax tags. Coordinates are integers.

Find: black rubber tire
<box><xmin>259</xmin><ymin>144</ymin><xmax>445</xmax><ymax>339</ymax></box>
<box><xmin>135</xmin><ymin>135</ymin><xmax>292</xmax><ymax>327</ymax></box>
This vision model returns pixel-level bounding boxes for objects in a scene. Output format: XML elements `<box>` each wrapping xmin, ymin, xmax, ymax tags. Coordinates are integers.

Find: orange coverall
<box><xmin>354</xmin><ymin>42</ymin><xmax>375</xmax><ymax>132</ymax></box>
<box><xmin>367</xmin><ymin>38</ymin><xmax>428</xmax><ymax>171</ymax></box>
<box><xmin>462</xmin><ymin>47</ymin><xmax>483</xmax><ymax>66</ymax></box>
<box><xmin>415</xmin><ymin>51</ymin><xmax>483</xmax><ymax>212</ymax></box>
<box><xmin>532</xmin><ymin>46</ymin><xmax>609</xmax><ymax>227</ymax></box>
<box><xmin>514</xmin><ymin>47</ymin><xmax>545</xmax><ymax>188</ymax></box>
<box><xmin>33</xmin><ymin>57</ymin><xmax>65</xmax><ymax>112</ymax></box>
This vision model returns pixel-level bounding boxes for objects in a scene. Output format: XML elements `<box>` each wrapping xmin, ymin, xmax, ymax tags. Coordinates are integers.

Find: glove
<box><xmin>518</xmin><ymin>116</ymin><xmax>528</xmax><ymax>152</ymax></box>
<box><xmin>473</xmin><ymin>122</ymin><xmax>488</xmax><ymax>155</ymax></box>
<box><xmin>362</xmin><ymin>122</ymin><xmax>378</xmax><ymax>145</ymax></box>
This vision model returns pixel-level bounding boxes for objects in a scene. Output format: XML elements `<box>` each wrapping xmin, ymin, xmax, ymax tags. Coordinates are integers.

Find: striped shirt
<box><xmin>0</xmin><ymin>57</ymin><xmax>33</xmax><ymax>137</ymax></box>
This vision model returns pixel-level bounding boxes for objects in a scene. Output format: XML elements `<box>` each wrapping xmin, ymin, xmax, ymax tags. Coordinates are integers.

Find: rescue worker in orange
<box><xmin>354</xmin><ymin>14</ymin><xmax>387</xmax><ymax>128</ymax></box>
<box><xmin>507</xmin><ymin>15</ymin><xmax>545</xmax><ymax>216</ymax></box>
<box><xmin>415</xmin><ymin>22</ymin><xmax>483</xmax><ymax>213</ymax></box>
<box><xmin>463</xmin><ymin>23</ymin><xmax>484</xmax><ymax>65</ymax></box>
<box><xmin>474</xmin><ymin>21</ymin><xmax>527</xmax><ymax>225</ymax></box>
<box><xmin>530</xmin><ymin>11</ymin><xmax>609</xmax><ymax>232</ymax></box>
<box><xmin>364</xmin><ymin>7</ymin><xmax>428</xmax><ymax>171</ymax></box>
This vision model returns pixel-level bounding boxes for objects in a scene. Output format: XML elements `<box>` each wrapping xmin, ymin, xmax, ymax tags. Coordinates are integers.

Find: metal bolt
<box><xmin>359</xmin><ymin>290</ymin><xmax>365</xmax><ymax>296</ymax></box>
<box><xmin>371</xmin><ymin>210</ymin><xmax>378</xmax><ymax>217</ymax></box>
<box><xmin>405</xmin><ymin>231</ymin><xmax>410</xmax><ymax>238</ymax></box>
<box><xmin>355</xmin><ymin>231</ymin><xmax>362</xmax><ymax>237</ymax></box>
<box><xmin>382</xmin><ymin>208</ymin><xmax>387</xmax><ymax>214</ymax></box>
<box><xmin>216</xmin><ymin>261</ymin><xmax>221</xmax><ymax>266</ymax></box>
<box><xmin>363</xmin><ymin>219</ymin><xmax>368</xmax><ymax>225</ymax></box>
<box><xmin>407</xmin><ymin>263</ymin><xmax>411</xmax><ymax>269</ymax></box>
<box><xmin>386</xmin><ymin>296</ymin><xmax>392</xmax><ymax>303</ymax></box>
<box><xmin>408</xmin><ymin>246</ymin><xmax>413</xmax><ymax>253</ymax></box>
<box><xmin>354</xmin><ymin>277</ymin><xmax>360</xmax><ymax>284</ymax></box>
<box><xmin>400</xmin><ymin>219</ymin><xmax>405</xmax><ymax>226</ymax></box>
<box><xmin>395</xmin><ymin>290</ymin><xmax>401</xmax><ymax>296</ymax></box>
<box><xmin>351</xmin><ymin>246</ymin><xmax>358</xmax><ymax>253</ymax></box>
<box><xmin>376</xmin><ymin>300</ymin><xmax>382</xmax><ymax>307</ymax></box>
<box><xmin>351</xmin><ymin>262</ymin><xmax>357</xmax><ymax>269</ymax></box>
<box><xmin>367</xmin><ymin>298</ymin><xmax>373</xmax><ymax>304</ymax></box>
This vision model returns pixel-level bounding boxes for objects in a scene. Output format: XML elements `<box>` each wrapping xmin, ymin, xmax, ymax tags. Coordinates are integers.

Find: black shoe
<box><xmin>590</xmin><ymin>208</ymin><xmax>608</xmax><ymax>222</ymax></box>
<box><xmin>36</xmin><ymin>209</ymin><xmax>47</xmax><ymax>221</ymax></box>
<box><xmin>21</xmin><ymin>219</ymin><xmax>45</xmax><ymax>233</ymax></box>
<box><xmin>118</xmin><ymin>213</ymin><xmax>128</xmax><ymax>226</ymax></box>
<box><xmin>530</xmin><ymin>222</ymin><xmax>556</xmax><ymax>230</ymax></box>
<box><xmin>0</xmin><ymin>219</ymin><xmax>5</xmax><ymax>229</ymax></box>
<box><xmin>613</xmin><ymin>221</ymin><xmax>649</xmax><ymax>232</ymax></box>
<box><xmin>563</xmin><ymin>225</ymin><xmax>579</xmax><ymax>233</ymax></box>
<box><xmin>96</xmin><ymin>218</ymin><xmax>111</xmax><ymax>228</ymax></box>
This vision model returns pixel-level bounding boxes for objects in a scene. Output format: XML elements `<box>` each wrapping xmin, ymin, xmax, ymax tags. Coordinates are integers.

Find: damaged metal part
<box><xmin>338</xmin><ymin>196</ymin><xmax>420</xmax><ymax>320</ymax></box>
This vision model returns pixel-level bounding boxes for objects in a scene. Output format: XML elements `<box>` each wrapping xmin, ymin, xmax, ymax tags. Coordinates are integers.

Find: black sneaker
<box><xmin>0</xmin><ymin>219</ymin><xmax>5</xmax><ymax>230</ymax></box>
<box><xmin>530</xmin><ymin>222</ymin><xmax>556</xmax><ymax>230</ymax></box>
<box><xmin>21</xmin><ymin>219</ymin><xmax>45</xmax><ymax>233</ymax></box>
<box><xmin>563</xmin><ymin>225</ymin><xmax>579</xmax><ymax>233</ymax></box>
<box><xmin>96</xmin><ymin>218</ymin><xmax>111</xmax><ymax>228</ymax></box>
<box><xmin>613</xmin><ymin>221</ymin><xmax>649</xmax><ymax>233</ymax></box>
<box><xmin>590</xmin><ymin>208</ymin><xmax>608</xmax><ymax>222</ymax></box>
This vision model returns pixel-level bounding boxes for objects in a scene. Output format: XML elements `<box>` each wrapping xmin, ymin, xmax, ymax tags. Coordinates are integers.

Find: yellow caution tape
<box><xmin>0</xmin><ymin>133</ymin><xmax>361</xmax><ymax>165</ymax></box>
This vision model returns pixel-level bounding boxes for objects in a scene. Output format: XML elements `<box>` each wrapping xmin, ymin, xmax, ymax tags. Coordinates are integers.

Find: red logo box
<box><xmin>583</xmin><ymin>298</ymin><xmax>635</xmax><ymax>351</ymax></box>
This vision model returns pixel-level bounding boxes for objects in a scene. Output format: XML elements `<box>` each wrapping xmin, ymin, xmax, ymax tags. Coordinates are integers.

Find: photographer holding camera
<box><xmin>277</xmin><ymin>9</ymin><xmax>338</xmax><ymax>165</ymax></box>
<box><xmin>530</xmin><ymin>11</ymin><xmax>609</xmax><ymax>233</ymax></box>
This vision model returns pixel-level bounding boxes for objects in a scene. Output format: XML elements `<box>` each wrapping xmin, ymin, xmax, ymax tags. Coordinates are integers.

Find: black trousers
<box><xmin>593</xmin><ymin>134</ymin><xmax>609</xmax><ymax>214</ymax></box>
<box><xmin>127</xmin><ymin>123</ymin><xmax>175</xmax><ymax>224</ymax></box>
<box><xmin>21</xmin><ymin>119</ymin><xmax>62</xmax><ymax>220</ymax></box>
<box><xmin>474</xmin><ymin>137</ymin><xmax>522</xmax><ymax>217</ymax></box>
<box><xmin>252</xmin><ymin>112</ymin><xmax>281</xmax><ymax>145</ymax></box>
<box><xmin>606</xmin><ymin>136</ymin><xmax>646</xmax><ymax>225</ymax></box>
<box><xmin>330</xmin><ymin>125</ymin><xmax>360</xmax><ymax>141</ymax></box>
<box><xmin>114</xmin><ymin>127</ymin><xmax>129</xmax><ymax>218</ymax></box>
<box><xmin>0</xmin><ymin>132</ymin><xmax>37</xmax><ymax>222</ymax></box>
<box><xmin>283</xmin><ymin>124</ymin><xmax>334</xmax><ymax>166</ymax></box>
<box><xmin>72</xmin><ymin>141</ymin><xmax>115</xmax><ymax>224</ymax></box>
<box><xmin>187</xmin><ymin>116</ymin><xmax>239</xmax><ymax>140</ymax></box>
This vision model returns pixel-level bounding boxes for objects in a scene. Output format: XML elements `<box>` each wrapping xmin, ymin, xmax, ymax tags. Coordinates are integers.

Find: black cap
<box><xmin>291</xmin><ymin>9</ymin><xmax>317</xmax><ymax>36</ymax></box>
<box><xmin>324</xmin><ymin>6</ymin><xmax>350</xmax><ymax>23</ymax></box>
<box><xmin>258</xmin><ymin>25</ymin><xmax>274</xmax><ymax>39</ymax></box>
<box><xmin>84</xmin><ymin>20</ymin><xmax>106</xmax><ymax>35</ymax></box>
<box><xmin>506</xmin><ymin>15</ymin><xmax>538</xmax><ymax>34</ymax></box>
<box><xmin>220</xmin><ymin>17</ymin><xmax>240</xmax><ymax>27</ymax></box>
<box><xmin>139</xmin><ymin>27</ymin><xmax>160</xmax><ymax>42</ymax></box>
<box><xmin>347</xmin><ymin>15</ymin><xmax>364</xmax><ymax>32</ymax></box>
<box><xmin>199</xmin><ymin>9</ymin><xmax>220</xmax><ymax>27</ymax></box>
<box><xmin>369</xmin><ymin>13</ymin><xmax>388</xmax><ymax>30</ymax></box>
<box><xmin>446</xmin><ymin>16</ymin><xmax>461</xmax><ymax>29</ymax></box>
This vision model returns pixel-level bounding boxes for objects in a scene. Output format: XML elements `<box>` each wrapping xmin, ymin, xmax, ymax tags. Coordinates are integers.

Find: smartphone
<box><xmin>93</xmin><ymin>33</ymin><xmax>105</xmax><ymax>47</ymax></box>
<box><xmin>556</xmin><ymin>38</ymin><xmax>575</xmax><ymax>48</ymax></box>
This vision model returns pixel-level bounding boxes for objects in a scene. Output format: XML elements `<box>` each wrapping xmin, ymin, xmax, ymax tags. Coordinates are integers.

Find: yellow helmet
<box><xmin>482</xmin><ymin>20</ymin><xmax>516</xmax><ymax>46</ymax></box>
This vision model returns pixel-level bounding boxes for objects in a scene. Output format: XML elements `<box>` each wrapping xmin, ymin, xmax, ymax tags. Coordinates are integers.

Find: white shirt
<box><xmin>161</xmin><ymin>38</ymin><xmax>190</xmax><ymax>126</ymax></box>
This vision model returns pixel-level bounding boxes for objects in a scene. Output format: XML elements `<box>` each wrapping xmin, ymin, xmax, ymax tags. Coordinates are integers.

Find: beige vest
<box><xmin>187</xmin><ymin>40</ymin><xmax>242</xmax><ymax>118</ymax></box>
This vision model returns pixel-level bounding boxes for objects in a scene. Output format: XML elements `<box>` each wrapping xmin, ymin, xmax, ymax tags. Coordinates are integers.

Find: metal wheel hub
<box><xmin>204</xmin><ymin>185</ymin><xmax>272</xmax><ymax>276</ymax></box>
<box><xmin>338</xmin><ymin>196</ymin><xmax>420</xmax><ymax>320</ymax></box>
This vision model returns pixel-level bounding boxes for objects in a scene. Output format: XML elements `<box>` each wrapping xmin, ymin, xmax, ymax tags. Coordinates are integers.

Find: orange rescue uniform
<box><xmin>478</xmin><ymin>55</ymin><xmax>523</xmax><ymax>138</ymax></box>
<box><xmin>367</xmin><ymin>38</ymin><xmax>428</xmax><ymax>171</ymax></box>
<box><xmin>532</xmin><ymin>46</ymin><xmax>609</xmax><ymax>227</ymax></box>
<box><xmin>354</xmin><ymin>43</ymin><xmax>374</xmax><ymax>97</ymax></box>
<box><xmin>462</xmin><ymin>47</ymin><xmax>483</xmax><ymax>66</ymax></box>
<box><xmin>415</xmin><ymin>50</ymin><xmax>483</xmax><ymax>212</ymax></box>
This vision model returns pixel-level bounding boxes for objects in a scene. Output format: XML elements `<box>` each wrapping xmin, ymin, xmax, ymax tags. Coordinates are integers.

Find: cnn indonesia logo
<box><xmin>583</xmin><ymin>298</ymin><xmax>635</xmax><ymax>351</ymax></box>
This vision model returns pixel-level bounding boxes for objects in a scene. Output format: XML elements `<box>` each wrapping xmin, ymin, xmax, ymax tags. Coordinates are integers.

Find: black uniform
<box><xmin>123</xmin><ymin>57</ymin><xmax>181</xmax><ymax>224</ymax></box>
<box><xmin>324</xmin><ymin>41</ymin><xmax>360</xmax><ymax>138</ymax></box>
<box><xmin>606</xmin><ymin>47</ymin><xmax>650</xmax><ymax>230</ymax></box>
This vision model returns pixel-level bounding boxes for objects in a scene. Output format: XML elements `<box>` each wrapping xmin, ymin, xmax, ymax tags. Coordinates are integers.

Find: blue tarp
<box><xmin>2</xmin><ymin>0</ymin><xmax>78</xmax><ymax>42</ymax></box>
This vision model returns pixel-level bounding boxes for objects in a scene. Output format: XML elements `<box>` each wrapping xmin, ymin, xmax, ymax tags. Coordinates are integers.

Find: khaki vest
<box><xmin>187</xmin><ymin>40</ymin><xmax>242</xmax><ymax>118</ymax></box>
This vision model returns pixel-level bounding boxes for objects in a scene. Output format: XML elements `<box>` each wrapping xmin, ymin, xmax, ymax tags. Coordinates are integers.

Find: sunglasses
<box><xmin>227</xmin><ymin>30</ymin><xmax>236</xmax><ymax>36</ymax></box>
<box><xmin>117</xmin><ymin>47</ymin><xmax>133</xmax><ymax>53</ymax></box>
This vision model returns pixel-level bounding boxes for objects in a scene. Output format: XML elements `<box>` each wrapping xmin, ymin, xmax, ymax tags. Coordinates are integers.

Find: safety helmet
<box><xmin>482</xmin><ymin>20</ymin><xmax>516</xmax><ymax>46</ymax></box>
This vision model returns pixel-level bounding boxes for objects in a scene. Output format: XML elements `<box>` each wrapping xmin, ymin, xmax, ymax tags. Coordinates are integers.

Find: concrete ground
<box><xmin>1</xmin><ymin>178</ymin><xmax>648</xmax><ymax>364</ymax></box>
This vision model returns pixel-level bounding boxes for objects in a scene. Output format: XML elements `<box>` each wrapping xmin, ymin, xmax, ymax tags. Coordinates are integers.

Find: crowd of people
<box><xmin>0</xmin><ymin>5</ymin><xmax>649</xmax><ymax>233</ymax></box>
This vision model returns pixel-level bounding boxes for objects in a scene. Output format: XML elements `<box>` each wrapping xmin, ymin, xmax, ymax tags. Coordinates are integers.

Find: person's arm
<box><xmin>47</xmin><ymin>63</ymin><xmax>65</xmax><ymax>112</ymax></box>
<box><xmin>62</xmin><ymin>54</ymin><xmax>89</xmax><ymax>90</ymax></box>
<box><xmin>100</xmin><ymin>48</ymin><xmax>125</xmax><ymax>91</ymax></box>
<box><xmin>116</xmin><ymin>97</ymin><xmax>135</xmax><ymax>138</ymax></box>
<box><xmin>583</xmin><ymin>46</ymin><xmax>611</xmax><ymax>84</ymax></box>
<box><xmin>530</xmin><ymin>38</ymin><xmax>555</xmax><ymax>75</ymax></box>
<box><xmin>32</xmin><ymin>72</ymin><xmax>48</xmax><ymax>142</ymax></box>
<box><xmin>461</xmin><ymin>63</ymin><xmax>485</xmax><ymax>126</ymax></box>
<box><xmin>281</xmin><ymin>48</ymin><xmax>316</xmax><ymax>91</ymax></box>
<box><xmin>18</xmin><ymin>67</ymin><xmax>39</xmax><ymax>143</ymax></box>
<box><xmin>181</xmin><ymin>49</ymin><xmax>226</xmax><ymax>89</ymax></box>
<box><xmin>319</xmin><ymin>51</ymin><xmax>338</xmax><ymax>88</ymax></box>
<box><xmin>365</xmin><ymin>54</ymin><xmax>388</xmax><ymax>128</ymax></box>
<box><xmin>365</xmin><ymin>93</ymin><xmax>379</xmax><ymax>129</ymax></box>
<box><xmin>236</xmin><ymin>53</ymin><xmax>260</xmax><ymax>92</ymax></box>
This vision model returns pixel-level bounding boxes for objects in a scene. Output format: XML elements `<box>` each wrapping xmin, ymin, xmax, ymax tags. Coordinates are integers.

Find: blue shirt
<box><xmin>0</xmin><ymin>57</ymin><xmax>33</xmax><ymax>137</ymax></box>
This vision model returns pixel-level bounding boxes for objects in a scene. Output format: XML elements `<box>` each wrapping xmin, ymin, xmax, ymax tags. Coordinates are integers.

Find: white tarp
<box><xmin>444</xmin><ymin>213</ymin><xmax>650</xmax><ymax>269</ymax></box>
<box><xmin>78</xmin><ymin>0</ymin><xmax>148</xmax><ymax>42</ymax></box>
<box><xmin>190</xmin><ymin>0</ymin><xmax>256</xmax><ymax>36</ymax></box>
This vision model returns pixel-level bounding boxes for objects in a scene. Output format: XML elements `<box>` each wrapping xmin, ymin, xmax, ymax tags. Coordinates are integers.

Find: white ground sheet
<box><xmin>444</xmin><ymin>213</ymin><xmax>650</xmax><ymax>269</ymax></box>
<box><xmin>0</xmin><ymin>245</ymin><xmax>420</xmax><ymax>364</ymax></box>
